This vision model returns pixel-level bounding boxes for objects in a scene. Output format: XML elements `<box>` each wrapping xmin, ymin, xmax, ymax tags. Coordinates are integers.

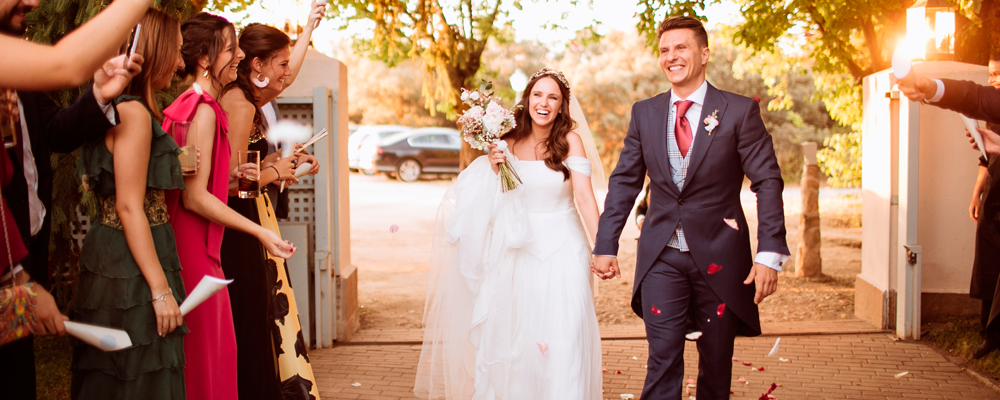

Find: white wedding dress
<box><xmin>414</xmin><ymin>153</ymin><xmax>603</xmax><ymax>400</ymax></box>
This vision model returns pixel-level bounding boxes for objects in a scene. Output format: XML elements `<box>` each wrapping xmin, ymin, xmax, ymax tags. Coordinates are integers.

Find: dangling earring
<box><xmin>203</xmin><ymin>70</ymin><xmax>209</xmax><ymax>78</ymax></box>
<box><xmin>253</xmin><ymin>73</ymin><xmax>270</xmax><ymax>88</ymax></box>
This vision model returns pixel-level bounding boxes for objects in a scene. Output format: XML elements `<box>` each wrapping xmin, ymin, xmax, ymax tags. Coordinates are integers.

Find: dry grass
<box><xmin>924</xmin><ymin>315</ymin><xmax>1000</xmax><ymax>380</ymax></box>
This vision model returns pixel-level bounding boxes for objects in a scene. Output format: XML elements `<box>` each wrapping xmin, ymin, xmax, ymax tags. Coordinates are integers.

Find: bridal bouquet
<box><xmin>457</xmin><ymin>80</ymin><xmax>522</xmax><ymax>192</ymax></box>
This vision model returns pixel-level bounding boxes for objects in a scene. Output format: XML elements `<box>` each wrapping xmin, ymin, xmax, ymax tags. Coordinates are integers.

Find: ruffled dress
<box><xmin>71</xmin><ymin>95</ymin><xmax>188</xmax><ymax>399</ymax></box>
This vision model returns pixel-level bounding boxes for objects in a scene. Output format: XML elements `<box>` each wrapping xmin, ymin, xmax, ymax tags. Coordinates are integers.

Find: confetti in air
<box><xmin>723</xmin><ymin>218</ymin><xmax>738</xmax><ymax>230</ymax></box>
<box><xmin>767</xmin><ymin>337</ymin><xmax>780</xmax><ymax>357</ymax></box>
<box><xmin>708</xmin><ymin>263</ymin><xmax>723</xmax><ymax>274</ymax></box>
<box><xmin>389</xmin><ymin>224</ymin><xmax>399</xmax><ymax>233</ymax></box>
<box><xmin>717</xmin><ymin>303</ymin><xmax>725</xmax><ymax>317</ymax></box>
<box><xmin>685</xmin><ymin>331</ymin><xmax>703</xmax><ymax>341</ymax></box>
<box><xmin>536</xmin><ymin>341</ymin><xmax>548</xmax><ymax>356</ymax></box>
<box><xmin>651</xmin><ymin>304</ymin><xmax>662</xmax><ymax>315</ymax></box>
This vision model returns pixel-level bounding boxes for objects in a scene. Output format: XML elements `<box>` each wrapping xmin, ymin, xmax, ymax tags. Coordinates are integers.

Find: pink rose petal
<box><xmin>743</xmin><ymin>361</ymin><xmax>752</xmax><ymax>366</ymax></box>
<box><xmin>537</xmin><ymin>341</ymin><xmax>549</xmax><ymax>356</ymax></box>
<box><xmin>687</xmin><ymin>378</ymin><xmax>695</xmax><ymax>385</ymax></box>
<box><xmin>732</xmin><ymin>357</ymin><xmax>739</xmax><ymax>362</ymax></box>
<box><xmin>723</xmin><ymin>218</ymin><xmax>738</xmax><ymax>230</ymax></box>
<box><xmin>389</xmin><ymin>224</ymin><xmax>399</xmax><ymax>233</ymax></box>
<box><xmin>708</xmin><ymin>263</ymin><xmax>723</xmax><ymax>274</ymax></box>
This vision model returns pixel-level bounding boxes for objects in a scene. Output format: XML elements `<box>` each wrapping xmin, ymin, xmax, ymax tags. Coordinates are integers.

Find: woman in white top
<box><xmin>415</xmin><ymin>68</ymin><xmax>604</xmax><ymax>400</ymax></box>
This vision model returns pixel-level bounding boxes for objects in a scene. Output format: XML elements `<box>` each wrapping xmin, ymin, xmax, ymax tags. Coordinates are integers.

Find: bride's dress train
<box><xmin>415</xmin><ymin>154</ymin><xmax>602</xmax><ymax>400</ymax></box>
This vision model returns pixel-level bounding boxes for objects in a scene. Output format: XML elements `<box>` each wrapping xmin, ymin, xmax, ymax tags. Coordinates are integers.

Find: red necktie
<box><xmin>674</xmin><ymin>100</ymin><xmax>694</xmax><ymax>158</ymax></box>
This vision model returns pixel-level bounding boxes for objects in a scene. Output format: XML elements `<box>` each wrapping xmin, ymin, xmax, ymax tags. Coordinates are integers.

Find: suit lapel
<box><xmin>683</xmin><ymin>84</ymin><xmax>728</xmax><ymax>191</ymax></box>
<box><xmin>650</xmin><ymin>92</ymin><xmax>680</xmax><ymax>196</ymax></box>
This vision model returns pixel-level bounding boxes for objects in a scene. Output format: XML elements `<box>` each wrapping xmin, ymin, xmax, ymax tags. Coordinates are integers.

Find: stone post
<box><xmin>796</xmin><ymin>142</ymin><xmax>823</xmax><ymax>277</ymax></box>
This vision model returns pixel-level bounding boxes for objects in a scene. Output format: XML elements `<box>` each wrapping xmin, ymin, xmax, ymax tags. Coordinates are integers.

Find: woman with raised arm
<box><xmin>162</xmin><ymin>12</ymin><xmax>294</xmax><ymax>400</ymax></box>
<box><xmin>0</xmin><ymin>0</ymin><xmax>151</xmax><ymax>91</ymax></box>
<box><xmin>217</xmin><ymin>11</ymin><xmax>323</xmax><ymax>398</ymax></box>
<box><xmin>70</xmin><ymin>9</ymin><xmax>188</xmax><ymax>399</ymax></box>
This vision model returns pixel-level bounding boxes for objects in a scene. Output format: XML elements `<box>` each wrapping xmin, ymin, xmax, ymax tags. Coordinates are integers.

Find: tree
<box><xmin>329</xmin><ymin>0</ymin><xmax>520</xmax><ymax>169</ymax></box>
<box><xmin>636</xmin><ymin>0</ymin><xmax>1000</xmax><ymax>187</ymax></box>
<box><xmin>24</xmin><ymin>0</ymin><xmax>249</xmax><ymax>307</ymax></box>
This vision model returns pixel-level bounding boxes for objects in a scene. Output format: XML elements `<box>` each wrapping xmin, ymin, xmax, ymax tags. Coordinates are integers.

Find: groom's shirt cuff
<box><xmin>754</xmin><ymin>252</ymin><xmax>788</xmax><ymax>272</ymax></box>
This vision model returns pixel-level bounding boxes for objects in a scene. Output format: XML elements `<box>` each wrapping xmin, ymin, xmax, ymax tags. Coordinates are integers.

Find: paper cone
<box><xmin>64</xmin><ymin>321</ymin><xmax>133</xmax><ymax>351</ymax></box>
<box><xmin>179</xmin><ymin>275</ymin><xmax>233</xmax><ymax>316</ymax></box>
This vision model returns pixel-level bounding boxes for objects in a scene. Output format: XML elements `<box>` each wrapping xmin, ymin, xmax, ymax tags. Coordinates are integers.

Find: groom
<box><xmin>593</xmin><ymin>16</ymin><xmax>788</xmax><ymax>399</ymax></box>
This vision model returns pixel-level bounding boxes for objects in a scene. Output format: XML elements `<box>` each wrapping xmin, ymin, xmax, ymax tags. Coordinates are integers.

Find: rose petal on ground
<box><xmin>717</xmin><ymin>303</ymin><xmax>726</xmax><ymax>317</ymax></box>
<box><xmin>687</xmin><ymin>378</ymin><xmax>696</xmax><ymax>385</ymax></box>
<box><xmin>616</xmin><ymin>370</ymin><xmax>622</xmax><ymax>374</ymax></box>
<box><xmin>743</xmin><ymin>361</ymin><xmax>752</xmax><ymax>366</ymax></box>
<box><xmin>632</xmin><ymin>356</ymin><xmax>638</xmax><ymax>360</ymax></box>
<box><xmin>708</xmin><ymin>263</ymin><xmax>723</xmax><ymax>274</ymax></box>
<box><xmin>769</xmin><ymin>383</ymin><xmax>778</xmax><ymax>392</ymax></box>
<box><xmin>602</xmin><ymin>368</ymin><xmax>608</xmax><ymax>372</ymax></box>
<box><xmin>537</xmin><ymin>341</ymin><xmax>548</xmax><ymax>356</ymax></box>
<box><xmin>776</xmin><ymin>383</ymin><xmax>782</xmax><ymax>387</ymax></box>
<box><xmin>767</xmin><ymin>337</ymin><xmax>780</xmax><ymax>357</ymax></box>
<box><xmin>732</xmin><ymin>357</ymin><xmax>739</xmax><ymax>362</ymax></box>
<box><xmin>685</xmin><ymin>331</ymin><xmax>703</xmax><ymax>341</ymax></box>
<box><xmin>351</xmin><ymin>382</ymin><xmax>361</xmax><ymax>387</ymax></box>
<box><xmin>651</xmin><ymin>304</ymin><xmax>662</xmax><ymax>315</ymax></box>
<box><xmin>894</xmin><ymin>371</ymin><xmax>909</xmax><ymax>378</ymax></box>
<box><xmin>757</xmin><ymin>367</ymin><xmax>766</xmax><ymax>371</ymax></box>
<box><xmin>389</xmin><ymin>224</ymin><xmax>399</xmax><ymax>233</ymax></box>
<box><xmin>724</xmin><ymin>218</ymin><xmax>738</xmax><ymax>230</ymax></box>
<box><xmin>779</xmin><ymin>358</ymin><xmax>789</xmax><ymax>362</ymax></box>
<box><xmin>685</xmin><ymin>387</ymin><xmax>690</xmax><ymax>395</ymax></box>
<box><xmin>738</xmin><ymin>378</ymin><xmax>747</xmax><ymax>383</ymax></box>
<box><xmin>619</xmin><ymin>395</ymin><xmax>634</xmax><ymax>400</ymax></box>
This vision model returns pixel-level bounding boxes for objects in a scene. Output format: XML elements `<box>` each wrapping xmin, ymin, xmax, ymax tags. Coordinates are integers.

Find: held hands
<box><xmin>744</xmin><ymin>263</ymin><xmax>778</xmax><ymax>305</ymax></box>
<box><xmin>93</xmin><ymin>53</ymin><xmax>143</xmax><ymax>105</ymax></box>
<box><xmin>967</xmin><ymin>127</ymin><xmax>1000</xmax><ymax>156</ymax></box>
<box><xmin>258</xmin><ymin>228</ymin><xmax>296</xmax><ymax>259</ymax></box>
<box><xmin>150</xmin><ymin>290</ymin><xmax>183</xmax><ymax>337</ymax></box>
<box><xmin>592</xmin><ymin>255</ymin><xmax>620</xmax><ymax>280</ymax></box>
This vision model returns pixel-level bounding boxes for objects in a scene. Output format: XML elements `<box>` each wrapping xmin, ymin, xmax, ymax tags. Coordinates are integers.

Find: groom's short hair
<box><xmin>657</xmin><ymin>16</ymin><xmax>709</xmax><ymax>48</ymax></box>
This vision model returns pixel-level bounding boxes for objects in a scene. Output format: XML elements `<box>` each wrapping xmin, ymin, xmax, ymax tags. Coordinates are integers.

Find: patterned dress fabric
<box><xmin>71</xmin><ymin>95</ymin><xmax>188</xmax><ymax>399</ymax></box>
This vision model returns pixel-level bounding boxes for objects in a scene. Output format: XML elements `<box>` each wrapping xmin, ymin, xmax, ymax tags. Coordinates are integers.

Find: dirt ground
<box><xmin>350</xmin><ymin>173</ymin><xmax>862</xmax><ymax>330</ymax></box>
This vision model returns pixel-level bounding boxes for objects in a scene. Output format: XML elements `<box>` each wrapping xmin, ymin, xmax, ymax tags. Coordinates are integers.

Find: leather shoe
<box><xmin>973</xmin><ymin>339</ymin><xmax>999</xmax><ymax>359</ymax></box>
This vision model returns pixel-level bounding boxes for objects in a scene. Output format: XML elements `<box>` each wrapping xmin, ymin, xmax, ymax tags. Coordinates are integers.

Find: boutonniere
<box><xmin>704</xmin><ymin>110</ymin><xmax>719</xmax><ymax>135</ymax></box>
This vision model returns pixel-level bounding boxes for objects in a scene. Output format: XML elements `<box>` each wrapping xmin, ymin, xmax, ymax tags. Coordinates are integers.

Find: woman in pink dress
<box><xmin>162</xmin><ymin>12</ymin><xmax>295</xmax><ymax>400</ymax></box>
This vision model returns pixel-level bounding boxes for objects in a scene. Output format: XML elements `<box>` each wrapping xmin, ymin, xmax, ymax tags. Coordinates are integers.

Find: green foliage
<box><xmin>329</xmin><ymin>0</ymin><xmax>516</xmax><ymax>119</ymax></box>
<box><xmin>817</xmin><ymin>130</ymin><xmax>861</xmax><ymax>188</ymax></box>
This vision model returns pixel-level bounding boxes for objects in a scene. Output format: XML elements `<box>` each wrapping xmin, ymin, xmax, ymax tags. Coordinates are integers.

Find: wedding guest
<box><xmin>0</xmin><ymin>0</ymin><xmax>139</xmax><ymax>396</ymax></box>
<box><xmin>71</xmin><ymin>9</ymin><xmax>188</xmax><ymax>399</ymax></box>
<box><xmin>163</xmin><ymin>12</ymin><xmax>293</xmax><ymax>400</ymax></box>
<box><xmin>0</xmin><ymin>0</ymin><xmax>150</xmax><ymax>91</ymax></box>
<box><xmin>217</xmin><ymin>16</ymin><xmax>322</xmax><ymax>399</ymax></box>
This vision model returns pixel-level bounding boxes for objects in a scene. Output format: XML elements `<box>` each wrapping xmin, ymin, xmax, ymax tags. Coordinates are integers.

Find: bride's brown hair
<box><xmin>503</xmin><ymin>69</ymin><xmax>577</xmax><ymax>181</ymax></box>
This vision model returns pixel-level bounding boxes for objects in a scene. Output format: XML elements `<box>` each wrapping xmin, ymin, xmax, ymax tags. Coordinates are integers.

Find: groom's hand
<box><xmin>743</xmin><ymin>263</ymin><xmax>778</xmax><ymax>304</ymax></box>
<box><xmin>592</xmin><ymin>255</ymin><xmax>619</xmax><ymax>280</ymax></box>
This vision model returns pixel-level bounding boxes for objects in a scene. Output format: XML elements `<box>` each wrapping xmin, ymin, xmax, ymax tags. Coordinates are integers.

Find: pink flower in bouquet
<box><xmin>459</xmin><ymin>105</ymin><xmax>484</xmax><ymax>125</ymax></box>
<box><xmin>481</xmin><ymin>100</ymin><xmax>509</xmax><ymax>136</ymax></box>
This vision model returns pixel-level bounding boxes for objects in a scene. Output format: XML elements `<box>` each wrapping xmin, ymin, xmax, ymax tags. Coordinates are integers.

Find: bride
<box><xmin>415</xmin><ymin>68</ymin><xmax>605</xmax><ymax>399</ymax></box>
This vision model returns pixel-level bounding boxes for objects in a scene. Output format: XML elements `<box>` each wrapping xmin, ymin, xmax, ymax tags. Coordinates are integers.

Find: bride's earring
<box><xmin>253</xmin><ymin>73</ymin><xmax>270</xmax><ymax>88</ymax></box>
<box><xmin>203</xmin><ymin>70</ymin><xmax>209</xmax><ymax>78</ymax></box>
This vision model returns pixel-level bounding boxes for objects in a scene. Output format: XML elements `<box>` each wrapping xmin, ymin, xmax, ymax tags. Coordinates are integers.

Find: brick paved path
<box><xmin>312</xmin><ymin>324</ymin><xmax>1000</xmax><ymax>399</ymax></box>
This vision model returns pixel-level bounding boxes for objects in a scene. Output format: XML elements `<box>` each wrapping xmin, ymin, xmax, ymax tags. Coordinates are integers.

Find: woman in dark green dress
<box><xmin>71</xmin><ymin>9</ymin><xmax>189</xmax><ymax>399</ymax></box>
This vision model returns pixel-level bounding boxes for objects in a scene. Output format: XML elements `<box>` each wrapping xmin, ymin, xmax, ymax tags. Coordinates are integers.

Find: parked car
<box><xmin>348</xmin><ymin>125</ymin><xmax>410</xmax><ymax>173</ymax></box>
<box><xmin>358</xmin><ymin>127</ymin><xmax>461</xmax><ymax>182</ymax></box>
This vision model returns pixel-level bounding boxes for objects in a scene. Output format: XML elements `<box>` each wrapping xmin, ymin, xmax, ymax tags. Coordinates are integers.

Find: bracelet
<box><xmin>268</xmin><ymin>165</ymin><xmax>280</xmax><ymax>179</ymax></box>
<box><xmin>152</xmin><ymin>289</ymin><xmax>173</xmax><ymax>303</ymax></box>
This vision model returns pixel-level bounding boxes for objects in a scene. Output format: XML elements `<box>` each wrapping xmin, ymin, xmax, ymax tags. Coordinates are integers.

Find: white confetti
<box><xmin>632</xmin><ymin>356</ymin><xmax>638</xmax><ymax>360</ymax></box>
<box><xmin>685</xmin><ymin>331</ymin><xmax>703</xmax><ymax>341</ymax></box>
<box><xmin>767</xmin><ymin>337</ymin><xmax>780</xmax><ymax>357</ymax></box>
<box><xmin>351</xmin><ymin>382</ymin><xmax>361</xmax><ymax>387</ymax></box>
<box><xmin>619</xmin><ymin>394</ymin><xmax>634</xmax><ymax>400</ymax></box>
<box><xmin>779</xmin><ymin>358</ymin><xmax>789</xmax><ymax>362</ymax></box>
<box><xmin>894</xmin><ymin>371</ymin><xmax>909</xmax><ymax>378</ymax></box>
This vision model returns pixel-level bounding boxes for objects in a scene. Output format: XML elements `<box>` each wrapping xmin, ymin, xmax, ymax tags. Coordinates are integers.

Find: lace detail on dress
<box><xmin>98</xmin><ymin>190</ymin><xmax>169</xmax><ymax>230</ymax></box>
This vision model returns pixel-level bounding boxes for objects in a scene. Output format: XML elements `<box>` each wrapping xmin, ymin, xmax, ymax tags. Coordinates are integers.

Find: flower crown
<box><xmin>530</xmin><ymin>68</ymin><xmax>571</xmax><ymax>92</ymax></box>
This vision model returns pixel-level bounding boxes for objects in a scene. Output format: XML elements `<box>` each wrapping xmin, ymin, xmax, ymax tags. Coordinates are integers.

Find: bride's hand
<box><xmin>488</xmin><ymin>143</ymin><xmax>505</xmax><ymax>175</ymax></box>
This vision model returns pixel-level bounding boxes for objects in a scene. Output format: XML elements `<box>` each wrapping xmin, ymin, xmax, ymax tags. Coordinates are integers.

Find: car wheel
<box><xmin>396</xmin><ymin>159</ymin><xmax>422</xmax><ymax>182</ymax></box>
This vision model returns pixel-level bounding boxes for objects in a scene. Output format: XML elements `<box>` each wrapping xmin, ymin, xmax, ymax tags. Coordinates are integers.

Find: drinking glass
<box><xmin>238</xmin><ymin>150</ymin><xmax>260</xmax><ymax>199</ymax></box>
<box><xmin>0</xmin><ymin>90</ymin><xmax>19</xmax><ymax>149</ymax></box>
<box><xmin>173</xmin><ymin>121</ymin><xmax>197</xmax><ymax>175</ymax></box>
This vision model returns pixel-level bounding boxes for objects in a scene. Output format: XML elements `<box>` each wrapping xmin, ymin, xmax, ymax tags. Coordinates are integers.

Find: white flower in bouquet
<box><xmin>469</xmin><ymin>91</ymin><xmax>480</xmax><ymax>101</ymax></box>
<box><xmin>481</xmin><ymin>100</ymin><xmax>508</xmax><ymax>136</ymax></box>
